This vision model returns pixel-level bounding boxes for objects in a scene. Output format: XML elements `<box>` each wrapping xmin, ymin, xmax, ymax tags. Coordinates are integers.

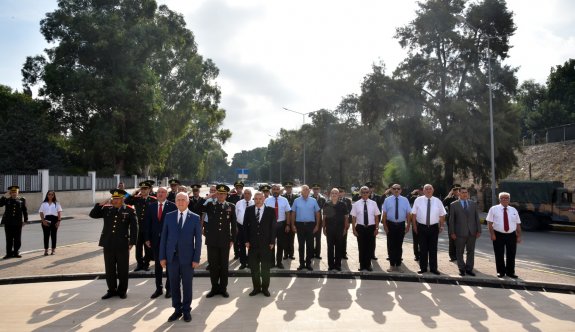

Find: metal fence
<box><xmin>0</xmin><ymin>174</ymin><xmax>42</xmax><ymax>192</ymax></box>
<box><xmin>1</xmin><ymin>173</ymin><xmax>160</xmax><ymax>192</ymax></box>
<box><xmin>523</xmin><ymin>123</ymin><xmax>575</xmax><ymax>146</ymax></box>
<box><xmin>50</xmin><ymin>175</ymin><xmax>92</xmax><ymax>191</ymax></box>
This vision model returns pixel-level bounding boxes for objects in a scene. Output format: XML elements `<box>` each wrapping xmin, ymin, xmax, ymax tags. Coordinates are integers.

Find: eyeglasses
<box><xmin>360</xmin><ymin>191</ymin><xmax>369</xmax><ymax>194</ymax></box>
<box><xmin>392</xmin><ymin>187</ymin><xmax>401</xmax><ymax>190</ymax></box>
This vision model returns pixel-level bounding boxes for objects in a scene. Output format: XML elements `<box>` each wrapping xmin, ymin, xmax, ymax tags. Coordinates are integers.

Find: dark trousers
<box><xmin>273</xmin><ymin>221</ymin><xmax>286</xmax><ymax>265</ymax></box>
<box><xmin>236</xmin><ymin>224</ymin><xmax>248</xmax><ymax>265</ymax></box>
<box><xmin>296</xmin><ymin>222</ymin><xmax>315</xmax><ymax>266</ymax></box>
<box><xmin>167</xmin><ymin>254</ymin><xmax>194</xmax><ymax>314</ymax></box>
<box><xmin>455</xmin><ymin>235</ymin><xmax>477</xmax><ymax>271</ymax></box>
<box><xmin>42</xmin><ymin>215</ymin><xmax>59</xmax><ymax>250</ymax></box>
<box><xmin>152</xmin><ymin>242</ymin><xmax>170</xmax><ymax>292</ymax></box>
<box><xmin>412</xmin><ymin>227</ymin><xmax>420</xmax><ymax>259</ymax></box>
<box><xmin>207</xmin><ymin>245</ymin><xmax>230</xmax><ymax>291</ymax></box>
<box><xmin>135</xmin><ymin>227</ymin><xmax>152</xmax><ymax>267</ymax></box>
<box><xmin>4</xmin><ymin>223</ymin><xmax>22</xmax><ymax>256</ymax></box>
<box><xmin>493</xmin><ymin>231</ymin><xmax>517</xmax><ymax>276</ymax></box>
<box><xmin>249</xmin><ymin>246</ymin><xmax>272</xmax><ymax>291</ymax></box>
<box><xmin>286</xmin><ymin>231</ymin><xmax>295</xmax><ymax>257</ymax></box>
<box><xmin>418</xmin><ymin>223</ymin><xmax>439</xmax><ymax>271</ymax></box>
<box><xmin>326</xmin><ymin>231</ymin><xmax>344</xmax><ymax>269</ymax></box>
<box><xmin>447</xmin><ymin>221</ymin><xmax>456</xmax><ymax>259</ymax></box>
<box><xmin>386</xmin><ymin>221</ymin><xmax>406</xmax><ymax>266</ymax></box>
<box><xmin>313</xmin><ymin>229</ymin><xmax>322</xmax><ymax>257</ymax></box>
<box><xmin>356</xmin><ymin>224</ymin><xmax>375</xmax><ymax>269</ymax></box>
<box><xmin>103</xmin><ymin>246</ymin><xmax>130</xmax><ymax>295</ymax></box>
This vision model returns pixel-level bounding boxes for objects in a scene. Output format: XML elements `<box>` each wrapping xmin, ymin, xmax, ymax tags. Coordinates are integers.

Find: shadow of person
<box><xmin>44</xmin><ymin>249</ymin><xmax>102</xmax><ymax>269</ymax></box>
<box><xmin>211</xmin><ymin>285</ymin><xmax>277</xmax><ymax>331</ymax></box>
<box><xmin>318</xmin><ymin>277</ymin><xmax>357</xmax><ymax>320</ymax></box>
<box><xmin>275</xmin><ymin>276</ymin><xmax>322</xmax><ymax>321</ymax></box>
<box><xmin>355</xmin><ymin>278</ymin><xmax>395</xmax><ymax>324</ymax></box>
<box><xmin>473</xmin><ymin>287</ymin><xmax>541</xmax><ymax>332</ymax></box>
<box><xmin>394</xmin><ymin>281</ymin><xmax>440</xmax><ymax>328</ymax></box>
<box><xmin>429</xmin><ymin>284</ymin><xmax>489</xmax><ymax>332</ymax></box>
<box><xmin>518</xmin><ymin>289</ymin><xmax>575</xmax><ymax>322</ymax></box>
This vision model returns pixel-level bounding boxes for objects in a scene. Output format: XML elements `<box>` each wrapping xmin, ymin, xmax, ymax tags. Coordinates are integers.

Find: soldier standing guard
<box><xmin>204</xmin><ymin>184</ymin><xmax>237</xmax><ymax>298</ymax></box>
<box><xmin>167</xmin><ymin>179</ymin><xmax>180</xmax><ymax>202</ymax></box>
<box><xmin>125</xmin><ymin>181</ymin><xmax>157</xmax><ymax>271</ymax></box>
<box><xmin>188</xmin><ymin>184</ymin><xmax>205</xmax><ymax>216</ymax></box>
<box><xmin>1</xmin><ymin>186</ymin><xmax>28</xmax><ymax>259</ymax></box>
<box><xmin>281</xmin><ymin>181</ymin><xmax>298</xmax><ymax>260</ymax></box>
<box><xmin>89</xmin><ymin>189</ymin><xmax>137</xmax><ymax>299</ymax></box>
<box><xmin>311</xmin><ymin>184</ymin><xmax>326</xmax><ymax>260</ymax></box>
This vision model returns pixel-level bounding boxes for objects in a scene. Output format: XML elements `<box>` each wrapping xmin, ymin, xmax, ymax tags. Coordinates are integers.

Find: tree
<box><xmin>22</xmin><ymin>0</ymin><xmax>226</xmax><ymax>175</ymax></box>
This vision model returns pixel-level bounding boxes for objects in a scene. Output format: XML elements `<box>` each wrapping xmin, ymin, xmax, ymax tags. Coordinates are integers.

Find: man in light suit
<box><xmin>145</xmin><ymin>187</ymin><xmax>177</xmax><ymax>299</ymax></box>
<box><xmin>160</xmin><ymin>192</ymin><xmax>202</xmax><ymax>323</ymax></box>
<box><xmin>448</xmin><ymin>187</ymin><xmax>481</xmax><ymax>276</ymax></box>
<box><xmin>244</xmin><ymin>192</ymin><xmax>276</xmax><ymax>297</ymax></box>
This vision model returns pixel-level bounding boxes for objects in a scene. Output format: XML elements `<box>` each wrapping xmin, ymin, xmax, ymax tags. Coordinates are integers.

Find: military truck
<box><xmin>498</xmin><ymin>180</ymin><xmax>575</xmax><ymax>231</ymax></box>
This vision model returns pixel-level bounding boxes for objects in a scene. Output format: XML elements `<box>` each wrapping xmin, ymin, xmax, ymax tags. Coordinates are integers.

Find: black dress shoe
<box><xmin>306</xmin><ymin>265</ymin><xmax>313</xmax><ymax>271</ymax></box>
<box><xmin>449</xmin><ymin>258</ymin><xmax>457</xmax><ymax>262</ymax></box>
<box><xmin>283</xmin><ymin>255</ymin><xmax>288</xmax><ymax>259</ymax></box>
<box><xmin>168</xmin><ymin>311</ymin><xmax>183</xmax><ymax>322</ymax></box>
<box><xmin>342</xmin><ymin>255</ymin><xmax>348</xmax><ymax>260</ymax></box>
<box><xmin>430</xmin><ymin>270</ymin><xmax>440</xmax><ymax>275</ymax></box>
<box><xmin>165</xmin><ymin>291</ymin><xmax>171</xmax><ymax>298</ymax></box>
<box><xmin>249</xmin><ymin>289</ymin><xmax>260</xmax><ymax>296</ymax></box>
<box><xmin>133</xmin><ymin>266</ymin><xmax>143</xmax><ymax>272</ymax></box>
<box><xmin>314</xmin><ymin>256</ymin><xmax>322</xmax><ymax>260</ymax></box>
<box><xmin>206</xmin><ymin>289</ymin><xmax>219</xmax><ymax>298</ymax></box>
<box><xmin>118</xmin><ymin>293</ymin><xmax>127</xmax><ymax>299</ymax></box>
<box><xmin>335</xmin><ymin>267</ymin><xmax>342</xmax><ymax>271</ymax></box>
<box><xmin>459</xmin><ymin>269</ymin><xmax>466</xmax><ymax>277</ymax></box>
<box><xmin>2</xmin><ymin>255</ymin><xmax>10</xmax><ymax>260</ymax></box>
<box><xmin>297</xmin><ymin>265</ymin><xmax>306</xmax><ymax>271</ymax></box>
<box><xmin>239</xmin><ymin>264</ymin><xmax>248</xmax><ymax>270</ymax></box>
<box><xmin>262</xmin><ymin>289</ymin><xmax>271</xmax><ymax>297</ymax></box>
<box><xmin>276</xmin><ymin>263</ymin><xmax>285</xmax><ymax>269</ymax></box>
<box><xmin>466</xmin><ymin>270</ymin><xmax>476</xmax><ymax>277</ymax></box>
<box><xmin>13</xmin><ymin>254</ymin><xmax>22</xmax><ymax>258</ymax></box>
<box><xmin>143</xmin><ymin>266</ymin><xmax>150</xmax><ymax>271</ymax></box>
<box><xmin>289</xmin><ymin>256</ymin><xmax>295</xmax><ymax>260</ymax></box>
<box><xmin>366</xmin><ymin>267</ymin><xmax>373</xmax><ymax>272</ymax></box>
<box><xmin>371</xmin><ymin>257</ymin><xmax>378</xmax><ymax>260</ymax></box>
<box><xmin>233</xmin><ymin>255</ymin><xmax>239</xmax><ymax>260</ymax></box>
<box><xmin>221</xmin><ymin>290</ymin><xmax>229</xmax><ymax>298</ymax></box>
<box><xmin>183</xmin><ymin>313</ymin><xmax>192</xmax><ymax>322</ymax></box>
<box><xmin>206</xmin><ymin>265</ymin><xmax>210</xmax><ymax>271</ymax></box>
<box><xmin>508</xmin><ymin>274</ymin><xmax>518</xmax><ymax>279</ymax></box>
<box><xmin>417</xmin><ymin>270</ymin><xmax>427</xmax><ymax>274</ymax></box>
<box><xmin>497</xmin><ymin>273</ymin><xmax>505</xmax><ymax>278</ymax></box>
<box><xmin>101</xmin><ymin>291</ymin><xmax>117</xmax><ymax>300</ymax></box>
<box><xmin>414</xmin><ymin>257</ymin><xmax>419</xmax><ymax>261</ymax></box>
<box><xmin>150</xmin><ymin>289</ymin><xmax>163</xmax><ymax>299</ymax></box>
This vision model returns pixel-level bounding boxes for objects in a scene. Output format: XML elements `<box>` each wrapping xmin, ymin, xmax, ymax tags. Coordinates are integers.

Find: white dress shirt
<box><xmin>350</xmin><ymin>199</ymin><xmax>381</xmax><ymax>226</ymax></box>
<box><xmin>264</xmin><ymin>195</ymin><xmax>291</xmax><ymax>222</ymax></box>
<box><xmin>38</xmin><ymin>202</ymin><xmax>62</xmax><ymax>216</ymax></box>
<box><xmin>235</xmin><ymin>199</ymin><xmax>254</xmax><ymax>225</ymax></box>
<box><xmin>412</xmin><ymin>196</ymin><xmax>446</xmax><ymax>225</ymax></box>
<box><xmin>486</xmin><ymin>204</ymin><xmax>521</xmax><ymax>233</ymax></box>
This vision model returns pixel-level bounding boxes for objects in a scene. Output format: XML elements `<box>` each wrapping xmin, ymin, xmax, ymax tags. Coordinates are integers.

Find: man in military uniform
<box><xmin>1</xmin><ymin>186</ymin><xmax>28</xmax><ymax>259</ymax></box>
<box><xmin>338</xmin><ymin>186</ymin><xmax>353</xmax><ymax>259</ymax></box>
<box><xmin>125</xmin><ymin>181</ymin><xmax>157</xmax><ymax>271</ymax></box>
<box><xmin>89</xmin><ymin>189</ymin><xmax>137</xmax><ymax>299</ymax></box>
<box><xmin>204</xmin><ymin>184</ymin><xmax>237</xmax><ymax>298</ymax></box>
<box><xmin>443</xmin><ymin>185</ymin><xmax>460</xmax><ymax>261</ymax></box>
<box><xmin>281</xmin><ymin>181</ymin><xmax>298</xmax><ymax>260</ymax></box>
<box><xmin>167</xmin><ymin>179</ymin><xmax>181</xmax><ymax>202</ymax></box>
<box><xmin>227</xmin><ymin>180</ymin><xmax>244</xmax><ymax>260</ymax></box>
<box><xmin>260</xmin><ymin>184</ymin><xmax>271</xmax><ymax>199</ymax></box>
<box><xmin>188</xmin><ymin>184</ymin><xmax>205</xmax><ymax>216</ymax></box>
<box><xmin>311</xmin><ymin>183</ymin><xmax>326</xmax><ymax>259</ymax></box>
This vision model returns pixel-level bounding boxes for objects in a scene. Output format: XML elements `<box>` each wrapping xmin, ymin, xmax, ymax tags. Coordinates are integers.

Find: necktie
<box><xmin>395</xmin><ymin>197</ymin><xmax>399</xmax><ymax>221</ymax></box>
<box><xmin>178</xmin><ymin>212</ymin><xmax>183</xmax><ymax>229</ymax></box>
<box><xmin>275</xmin><ymin>197</ymin><xmax>279</xmax><ymax>220</ymax></box>
<box><xmin>503</xmin><ymin>207</ymin><xmax>509</xmax><ymax>232</ymax></box>
<box><xmin>363</xmin><ymin>200</ymin><xmax>368</xmax><ymax>226</ymax></box>
<box><xmin>463</xmin><ymin>200</ymin><xmax>468</xmax><ymax>210</ymax></box>
<box><xmin>256</xmin><ymin>208</ymin><xmax>261</xmax><ymax>223</ymax></box>
<box><xmin>426</xmin><ymin>198</ymin><xmax>431</xmax><ymax>226</ymax></box>
<box><xmin>158</xmin><ymin>202</ymin><xmax>163</xmax><ymax>221</ymax></box>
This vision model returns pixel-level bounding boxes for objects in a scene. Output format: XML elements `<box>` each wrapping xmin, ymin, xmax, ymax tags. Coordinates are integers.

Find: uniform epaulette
<box><xmin>102</xmin><ymin>204</ymin><xmax>114</xmax><ymax>207</ymax></box>
<box><xmin>125</xmin><ymin>204</ymin><xmax>135</xmax><ymax>210</ymax></box>
<box><xmin>148</xmin><ymin>195</ymin><xmax>157</xmax><ymax>200</ymax></box>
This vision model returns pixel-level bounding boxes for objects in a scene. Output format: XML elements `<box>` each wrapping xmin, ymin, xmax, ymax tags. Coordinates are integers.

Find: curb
<box><xmin>1</xmin><ymin>270</ymin><xmax>573</xmax><ymax>295</ymax></box>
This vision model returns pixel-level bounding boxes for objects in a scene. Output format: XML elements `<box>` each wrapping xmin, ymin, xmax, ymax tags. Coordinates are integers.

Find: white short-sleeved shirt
<box><xmin>235</xmin><ymin>199</ymin><xmax>254</xmax><ymax>225</ymax></box>
<box><xmin>38</xmin><ymin>202</ymin><xmax>62</xmax><ymax>216</ymax></box>
<box><xmin>350</xmin><ymin>199</ymin><xmax>381</xmax><ymax>226</ymax></box>
<box><xmin>412</xmin><ymin>196</ymin><xmax>446</xmax><ymax>225</ymax></box>
<box><xmin>264</xmin><ymin>195</ymin><xmax>292</xmax><ymax>222</ymax></box>
<box><xmin>486</xmin><ymin>204</ymin><xmax>521</xmax><ymax>233</ymax></box>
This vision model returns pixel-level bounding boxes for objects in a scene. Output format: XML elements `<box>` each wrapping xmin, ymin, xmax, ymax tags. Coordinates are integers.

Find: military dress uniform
<box><xmin>166</xmin><ymin>179</ymin><xmax>181</xmax><ymax>203</ymax></box>
<box><xmin>227</xmin><ymin>180</ymin><xmax>244</xmax><ymax>259</ymax></box>
<box><xmin>125</xmin><ymin>182</ymin><xmax>157</xmax><ymax>271</ymax></box>
<box><xmin>204</xmin><ymin>185</ymin><xmax>238</xmax><ymax>297</ymax></box>
<box><xmin>281</xmin><ymin>181</ymin><xmax>299</xmax><ymax>259</ymax></box>
<box><xmin>89</xmin><ymin>190</ymin><xmax>138</xmax><ymax>299</ymax></box>
<box><xmin>0</xmin><ymin>186</ymin><xmax>28</xmax><ymax>259</ymax></box>
<box><xmin>443</xmin><ymin>186</ymin><xmax>460</xmax><ymax>261</ymax></box>
<box><xmin>188</xmin><ymin>184</ymin><xmax>206</xmax><ymax>216</ymax></box>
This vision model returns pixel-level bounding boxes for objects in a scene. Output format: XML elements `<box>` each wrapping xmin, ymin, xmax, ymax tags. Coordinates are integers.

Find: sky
<box><xmin>1</xmin><ymin>0</ymin><xmax>574</xmax><ymax>162</ymax></box>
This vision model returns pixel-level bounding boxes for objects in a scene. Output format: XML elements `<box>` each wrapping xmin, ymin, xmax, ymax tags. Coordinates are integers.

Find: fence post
<box><xmin>114</xmin><ymin>174</ymin><xmax>120</xmax><ymax>188</ymax></box>
<box><xmin>88</xmin><ymin>171</ymin><xmax>96</xmax><ymax>204</ymax></box>
<box><xmin>38</xmin><ymin>169</ymin><xmax>49</xmax><ymax>199</ymax></box>
<box><xmin>163</xmin><ymin>177</ymin><xmax>169</xmax><ymax>188</ymax></box>
<box><xmin>132</xmin><ymin>175</ymin><xmax>138</xmax><ymax>190</ymax></box>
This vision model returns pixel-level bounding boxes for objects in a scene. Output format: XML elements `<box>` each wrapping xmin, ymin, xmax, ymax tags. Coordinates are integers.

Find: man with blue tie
<box><xmin>160</xmin><ymin>192</ymin><xmax>202</xmax><ymax>323</ymax></box>
<box><xmin>381</xmin><ymin>184</ymin><xmax>411</xmax><ymax>272</ymax></box>
<box><xmin>449</xmin><ymin>187</ymin><xmax>482</xmax><ymax>277</ymax></box>
<box><xmin>144</xmin><ymin>187</ymin><xmax>177</xmax><ymax>299</ymax></box>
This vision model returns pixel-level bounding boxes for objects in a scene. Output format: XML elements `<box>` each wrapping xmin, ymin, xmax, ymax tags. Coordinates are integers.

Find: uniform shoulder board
<box><xmin>149</xmin><ymin>195</ymin><xmax>157</xmax><ymax>200</ymax></box>
<box><xmin>102</xmin><ymin>203</ymin><xmax>114</xmax><ymax>207</ymax></box>
<box><xmin>125</xmin><ymin>204</ymin><xmax>135</xmax><ymax>210</ymax></box>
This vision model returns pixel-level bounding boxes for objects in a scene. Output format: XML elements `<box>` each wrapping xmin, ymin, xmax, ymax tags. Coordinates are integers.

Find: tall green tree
<box><xmin>22</xmin><ymin>0</ymin><xmax>225</xmax><ymax>175</ymax></box>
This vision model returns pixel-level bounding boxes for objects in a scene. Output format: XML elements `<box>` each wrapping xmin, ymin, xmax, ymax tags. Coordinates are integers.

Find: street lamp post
<box><xmin>282</xmin><ymin>107</ymin><xmax>320</xmax><ymax>184</ymax></box>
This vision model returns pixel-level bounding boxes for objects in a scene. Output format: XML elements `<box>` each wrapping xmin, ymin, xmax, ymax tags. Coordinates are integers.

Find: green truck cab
<box><xmin>498</xmin><ymin>180</ymin><xmax>575</xmax><ymax>231</ymax></box>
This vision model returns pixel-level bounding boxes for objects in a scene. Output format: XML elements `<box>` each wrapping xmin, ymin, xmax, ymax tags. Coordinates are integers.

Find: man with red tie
<box><xmin>486</xmin><ymin>192</ymin><xmax>522</xmax><ymax>279</ymax></box>
<box><xmin>145</xmin><ymin>187</ymin><xmax>177</xmax><ymax>299</ymax></box>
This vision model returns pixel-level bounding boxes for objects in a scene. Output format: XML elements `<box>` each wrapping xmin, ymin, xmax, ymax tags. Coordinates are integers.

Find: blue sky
<box><xmin>1</xmin><ymin>0</ymin><xmax>574</xmax><ymax>159</ymax></box>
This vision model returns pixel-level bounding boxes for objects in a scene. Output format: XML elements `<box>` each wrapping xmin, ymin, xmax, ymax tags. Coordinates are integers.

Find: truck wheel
<box><xmin>520</xmin><ymin>213</ymin><xmax>539</xmax><ymax>232</ymax></box>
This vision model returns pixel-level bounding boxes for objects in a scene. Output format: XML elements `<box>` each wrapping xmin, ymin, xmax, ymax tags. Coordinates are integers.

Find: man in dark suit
<box><xmin>449</xmin><ymin>187</ymin><xmax>481</xmax><ymax>276</ymax></box>
<box><xmin>89</xmin><ymin>189</ymin><xmax>137</xmax><ymax>299</ymax></box>
<box><xmin>204</xmin><ymin>184</ymin><xmax>237</xmax><ymax>298</ymax></box>
<box><xmin>145</xmin><ymin>187</ymin><xmax>177</xmax><ymax>299</ymax></box>
<box><xmin>1</xmin><ymin>186</ymin><xmax>28</xmax><ymax>259</ymax></box>
<box><xmin>244</xmin><ymin>192</ymin><xmax>276</xmax><ymax>296</ymax></box>
<box><xmin>160</xmin><ymin>192</ymin><xmax>202</xmax><ymax>323</ymax></box>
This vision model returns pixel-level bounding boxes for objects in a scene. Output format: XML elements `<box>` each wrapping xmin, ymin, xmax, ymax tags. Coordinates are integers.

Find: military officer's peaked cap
<box><xmin>110</xmin><ymin>189</ymin><xmax>127</xmax><ymax>198</ymax></box>
<box><xmin>283</xmin><ymin>181</ymin><xmax>294</xmax><ymax>187</ymax></box>
<box><xmin>191</xmin><ymin>184</ymin><xmax>201</xmax><ymax>190</ymax></box>
<box><xmin>337</xmin><ymin>186</ymin><xmax>346</xmax><ymax>191</ymax></box>
<box><xmin>217</xmin><ymin>184</ymin><xmax>230</xmax><ymax>193</ymax></box>
<box><xmin>145</xmin><ymin>180</ymin><xmax>155</xmax><ymax>186</ymax></box>
<box><xmin>7</xmin><ymin>185</ymin><xmax>19</xmax><ymax>192</ymax></box>
<box><xmin>233</xmin><ymin>180</ymin><xmax>244</xmax><ymax>188</ymax></box>
<box><xmin>311</xmin><ymin>183</ymin><xmax>321</xmax><ymax>189</ymax></box>
<box><xmin>364</xmin><ymin>181</ymin><xmax>375</xmax><ymax>188</ymax></box>
<box><xmin>139</xmin><ymin>181</ymin><xmax>151</xmax><ymax>189</ymax></box>
<box><xmin>168</xmin><ymin>179</ymin><xmax>180</xmax><ymax>185</ymax></box>
<box><xmin>259</xmin><ymin>184</ymin><xmax>271</xmax><ymax>191</ymax></box>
